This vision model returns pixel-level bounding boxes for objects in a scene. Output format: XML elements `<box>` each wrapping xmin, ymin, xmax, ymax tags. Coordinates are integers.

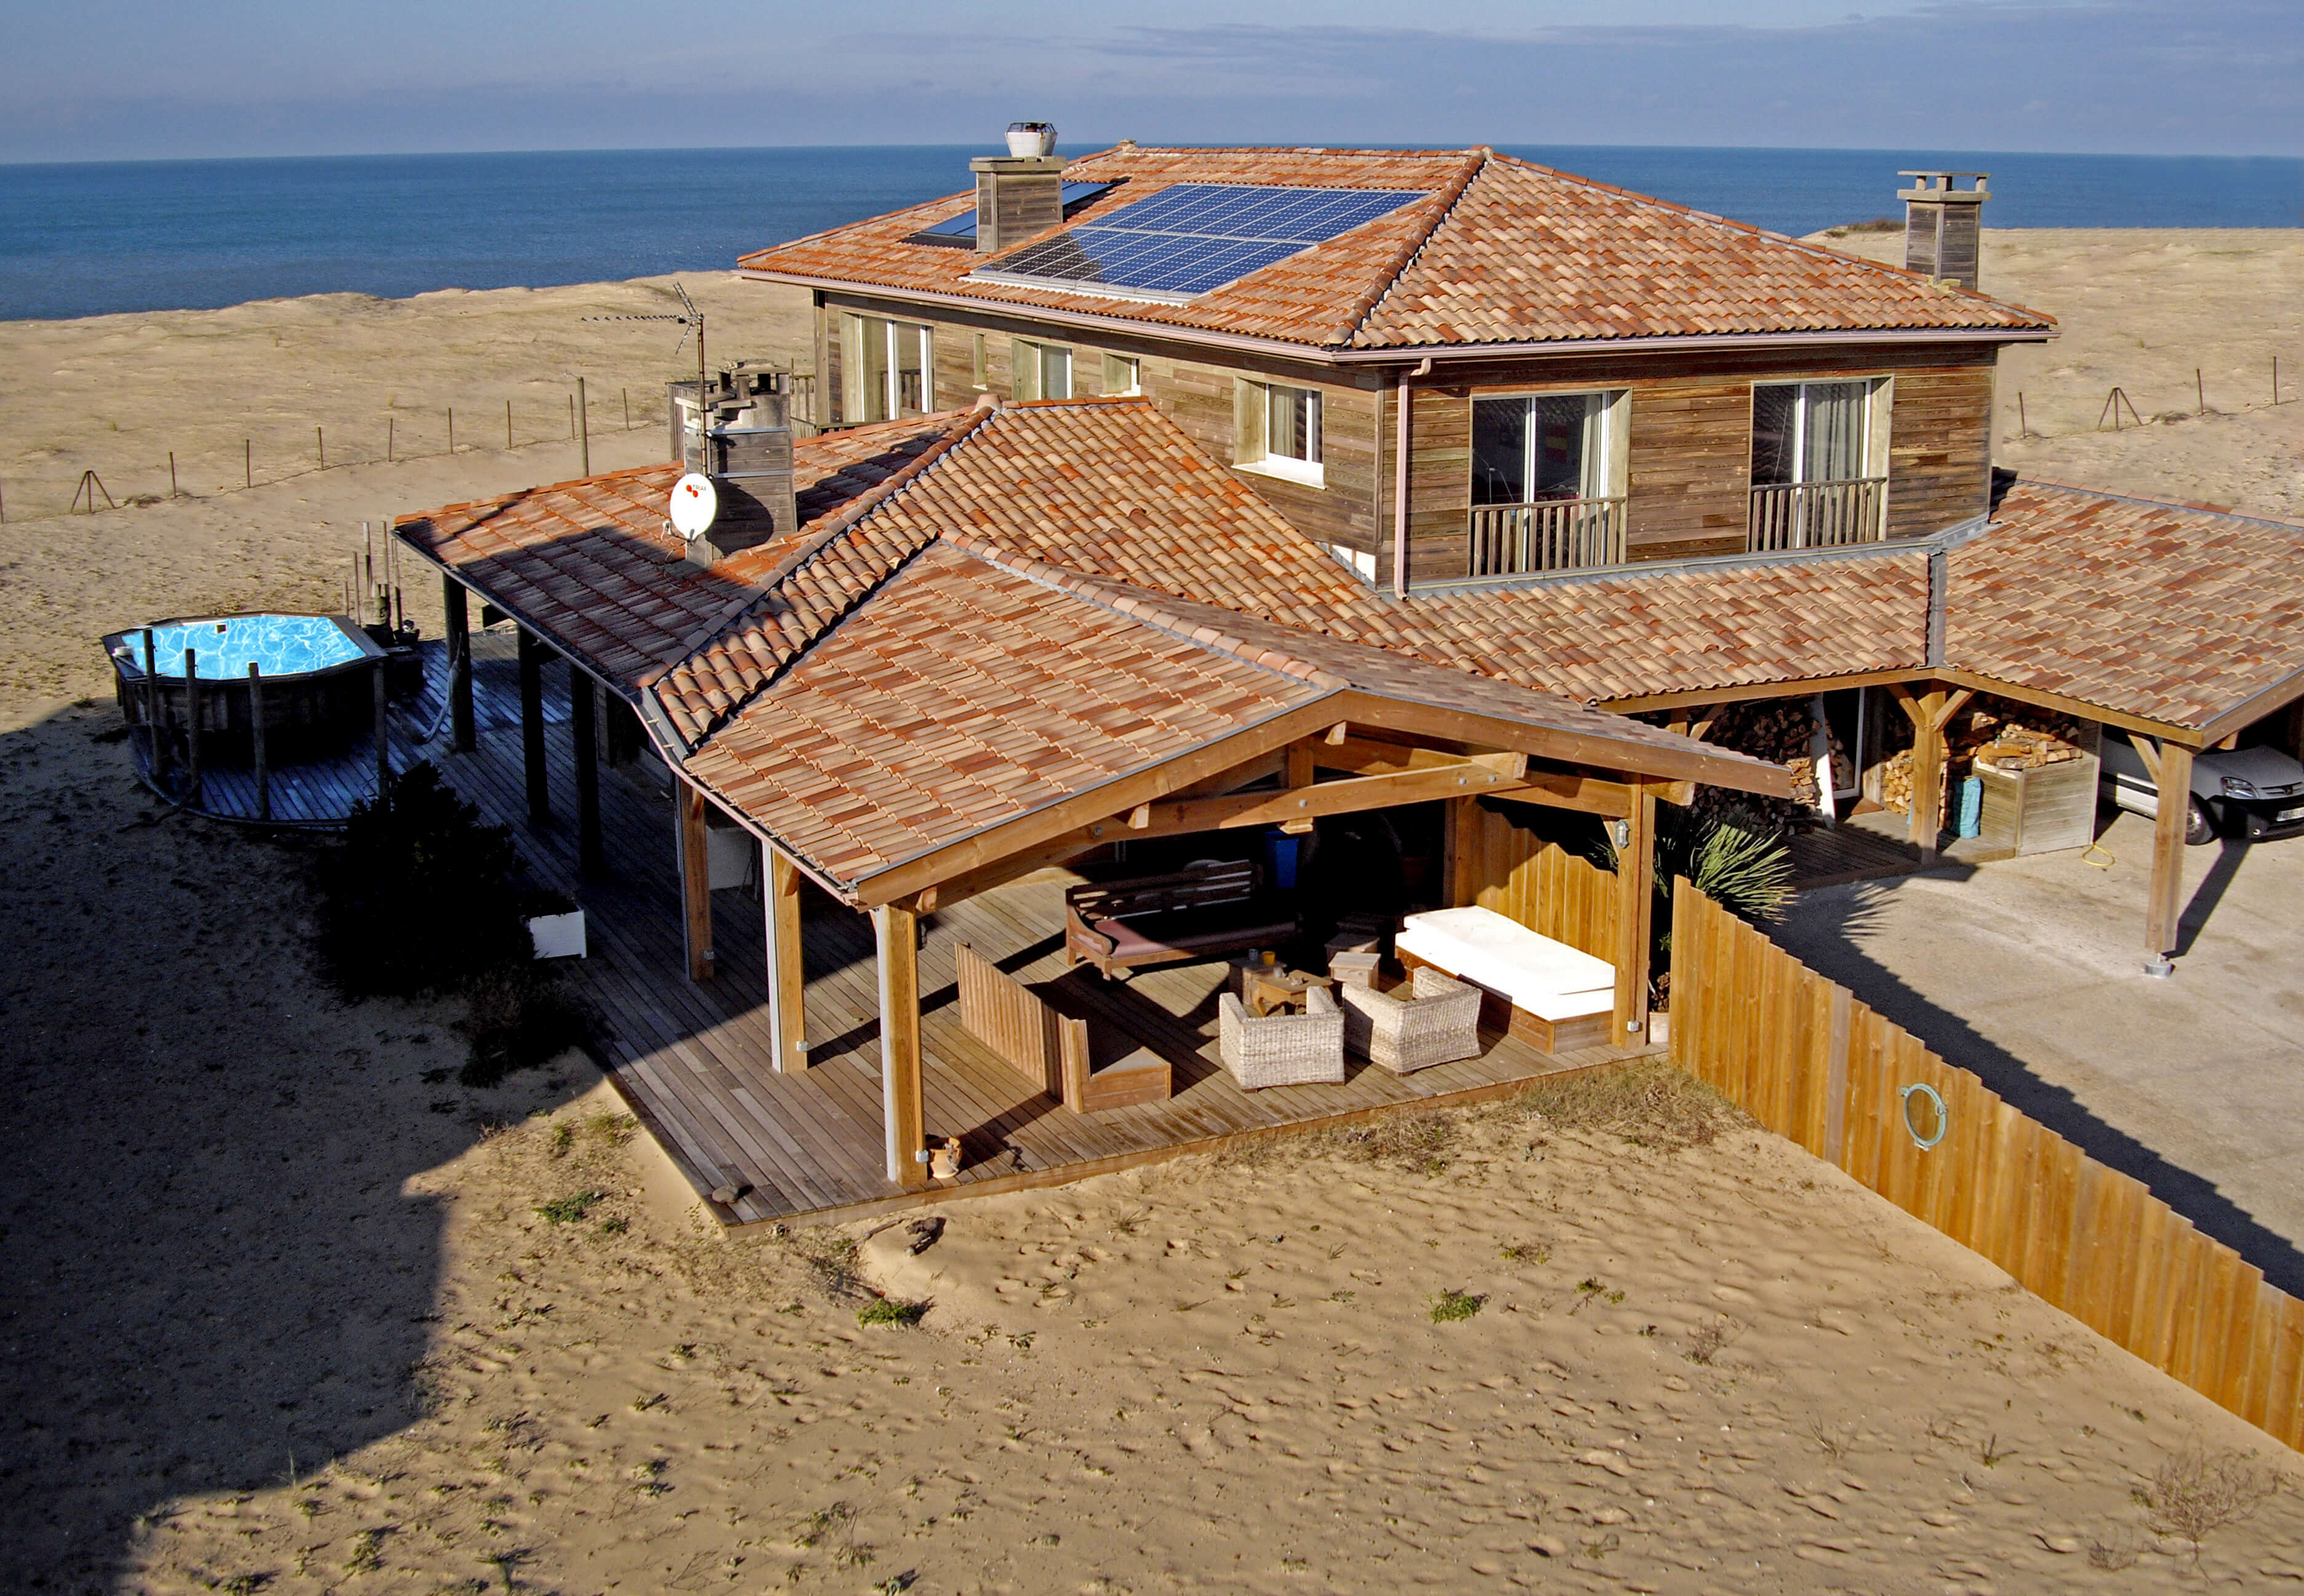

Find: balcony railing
<box><xmin>1467</xmin><ymin>497</ymin><xmax>1628</xmax><ymax>578</ymax></box>
<box><xmin>1746</xmin><ymin>476</ymin><xmax>1887</xmax><ymax>553</ymax></box>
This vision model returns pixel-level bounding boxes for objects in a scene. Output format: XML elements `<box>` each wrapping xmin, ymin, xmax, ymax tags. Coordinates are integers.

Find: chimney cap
<box><xmin>1898</xmin><ymin>170</ymin><xmax>1990</xmax><ymax>201</ymax></box>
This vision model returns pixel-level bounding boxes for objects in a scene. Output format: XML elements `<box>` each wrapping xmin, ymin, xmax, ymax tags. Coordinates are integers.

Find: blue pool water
<box><xmin>120</xmin><ymin>615</ymin><xmax>366</xmax><ymax>679</ymax></box>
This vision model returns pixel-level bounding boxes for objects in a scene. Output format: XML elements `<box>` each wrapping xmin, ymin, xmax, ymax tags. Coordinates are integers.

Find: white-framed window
<box><xmin>1234</xmin><ymin>379</ymin><xmax>1324</xmax><ymax>487</ymax></box>
<box><xmin>1102</xmin><ymin>353</ymin><xmax>1141</xmax><ymax>396</ymax></box>
<box><xmin>841</xmin><ymin>314</ymin><xmax>932</xmax><ymax>423</ymax></box>
<box><xmin>1470</xmin><ymin>390</ymin><xmax>1628</xmax><ymax>506</ymax></box>
<box><xmin>1750</xmin><ymin>379</ymin><xmax>1890</xmax><ymax>487</ymax></box>
<box><xmin>1011</xmin><ymin>338</ymin><xmax>1073</xmax><ymax>401</ymax></box>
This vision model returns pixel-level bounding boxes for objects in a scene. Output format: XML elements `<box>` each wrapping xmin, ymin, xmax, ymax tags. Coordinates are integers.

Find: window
<box><xmin>1010</xmin><ymin>339</ymin><xmax>1073</xmax><ymax>401</ymax></box>
<box><xmin>1471</xmin><ymin>392</ymin><xmax>1623</xmax><ymax>506</ymax></box>
<box><xmin>1235</xmin><ymin>380</ymin><xmax>1324</xmax><ymax>486</ymax></box>
<box><xmin>1748</xmin><ymin>379</ymin><xmax>1892</xmax><ymax>550</ymax></box>
<box><xmin>841</xmin><ymin>314</ymin><xmax>932</xmax><ymax>423</ymax></box>
<box><xmin>1750</xmin><ymin>380</ymin><xmax>1877</xmax><ymax>487</ymax></box>
<box><xmin>1102</xmin><ymin>353</ymin><xmax>1141</xmax><ymax>396</ymax></box>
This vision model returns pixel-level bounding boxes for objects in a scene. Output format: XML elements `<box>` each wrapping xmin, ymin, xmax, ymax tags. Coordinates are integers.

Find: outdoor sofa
<box><xmin>1393</xmin><ymin>906</ymin><xmax>1617</xmax><ymax>1053</ymax></box>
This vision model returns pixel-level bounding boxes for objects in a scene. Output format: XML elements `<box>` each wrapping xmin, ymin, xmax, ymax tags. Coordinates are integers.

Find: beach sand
<box><xmin>4</xmin><ymin>237</ymin><xmax>2302</xmax><ymax>1592</ymax></box>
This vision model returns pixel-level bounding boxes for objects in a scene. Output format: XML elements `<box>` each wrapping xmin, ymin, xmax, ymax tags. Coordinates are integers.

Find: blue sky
<box><xmin>2</xmin><ymin>0</ymin><xmax>2297</xmax><ymax>163</ymax></box>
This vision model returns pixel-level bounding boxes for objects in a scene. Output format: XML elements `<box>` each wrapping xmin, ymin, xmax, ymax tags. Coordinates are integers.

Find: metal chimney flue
<box><xmin>1898</xmin><ymin>170</ymin><xmax>1989</xmax><ymax>291</ymax></box>
<box><xmin>666</xmin><ymin>362</ymin><xmax>798</xmax><ymax>567</ymax></box>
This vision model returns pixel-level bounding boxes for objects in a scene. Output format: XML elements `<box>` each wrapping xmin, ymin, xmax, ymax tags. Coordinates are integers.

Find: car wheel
<box><xmin>2185</xmin><ymin>796</ymin><xmax>2218</xmax><ymax>847</ymax></box>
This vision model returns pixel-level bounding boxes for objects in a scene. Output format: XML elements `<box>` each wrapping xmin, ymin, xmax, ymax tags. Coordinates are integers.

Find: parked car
<box><xmin>2100</xmin><ymin>738</ymin><xmax>2304</xmax><ymax>844</ymax></box>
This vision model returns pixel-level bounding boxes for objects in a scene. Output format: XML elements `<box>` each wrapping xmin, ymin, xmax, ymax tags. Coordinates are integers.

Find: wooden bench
<box><xmin>1063</xmin><ymin>860</ymin><xmax>1298</xmax><ymax>981</ymax></box>
<box><xmin>956</xmin><ymin>944</ymin><xmax>1170</xmax><ymax>1113</ymax></box>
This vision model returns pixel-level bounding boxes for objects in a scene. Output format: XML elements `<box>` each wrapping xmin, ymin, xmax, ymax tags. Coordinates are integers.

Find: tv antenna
<box><xmin>584</xmin><ymin>279</ymin><xmax>706</xmax><ymax>428</ymax></box>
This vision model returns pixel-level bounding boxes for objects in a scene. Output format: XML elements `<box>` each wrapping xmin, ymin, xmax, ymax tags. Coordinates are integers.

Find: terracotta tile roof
<box><xmin>679</xmin><ymin>541</ymin><xmax>1330</xmax><ymax>888</ymax></box>
<box><xmin>1948</xmin><ymin>482</ymin><xmax>2304</xmax><ymax>730</ymax></box>
<box><xmin>738</xmin><ymin>145</ymin><xmax>2052</xmax><ymax>352</ymax></box>
<box><xmin>393</xmin><ymin>414</ymin><xmax>961</xmax><ymax>692</ymax></box>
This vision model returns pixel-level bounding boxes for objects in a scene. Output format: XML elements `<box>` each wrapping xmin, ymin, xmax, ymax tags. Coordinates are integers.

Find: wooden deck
<box><xmin>383</xmin><ymin>628</ymin><xmax>1654</xmax><ymax>1227</ymax></box>
<box><xmin>1787</xmin><ymin>815</ymin><xmax>1924</xmax><ymax>890</ymax></box>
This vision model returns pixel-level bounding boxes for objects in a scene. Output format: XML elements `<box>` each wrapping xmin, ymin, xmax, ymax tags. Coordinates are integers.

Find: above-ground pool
<box><xmin>105</xmin><ymin>612</ymin><xmax>388</xmax><ymax>764</ymax></box>
<box><xmin>129</xmin><ymin>613</ymin><xmax>370</xmax><ymax>679</ymax></box>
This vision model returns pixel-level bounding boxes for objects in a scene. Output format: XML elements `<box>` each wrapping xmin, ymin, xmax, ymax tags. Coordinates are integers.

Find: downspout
<box><xmin>1392</xmin><ymin>357</ymin><xmax>1433</xmax><ymax>600</ymax></box>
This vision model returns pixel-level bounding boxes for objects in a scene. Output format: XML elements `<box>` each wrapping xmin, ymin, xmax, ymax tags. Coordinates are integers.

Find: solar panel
<box><xmin>967</xmin><ymin>183</ymin><xmax>1426</xmax><ymax>300</ymax></box>
<box><xmin>908</xmin><ymin>181</ymin><xmax>1116</xmax><ymax>245</ymax></box>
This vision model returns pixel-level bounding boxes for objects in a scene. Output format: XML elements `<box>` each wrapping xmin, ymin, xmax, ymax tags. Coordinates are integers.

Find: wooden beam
<box><xmin>921</xmin><ymin>829</ymin><xmax>1110</xmax><ymax>911</ymax></box>
<box><xmin>1124</xmin><ymin>756</ymin><xmax>1532</xmax><ymax>839</ymax></box>
<box><xmin>1938</xmin><ymin>668</ymin><xmax>2201</xmax><ymax>748</ymax></box>
<box><xmin>1908</xmin><ymin>688</ymin><xmax>1948</xmax><ymax>859</ymax></box>
<box><xmin>2127</xmin><ymin>729</ymin><xmax>2163</xmax><ymax>784</ymax></box>
<box><xmin>1929</xmin><ymin>688</ymin><xmax>1975</xmax><ymax>735</ymax></box>
<box><xmin>873</xmin><ymin>903</ymin><xmax>929</xmax><ymax>1189</ymax></box>
<box><xmin>517</xmin><ymin>626</ymin><xmax>549</xmax><ymax>828</ymax></box>
<box><xmin>676</xmin><ymin>778</ymin><xmax>714</xmax><ymax>982</ymax></box>
<box><xmin>2144</xmin><ymin>742</ymin><xmax>2193</xmax><ymax>973</ymax></box>
<box><xmin>1612</xmin><ymin>781</ymin><xmax>1656</xmax><ymax>1040</ymax></box>
<box><xmin>765</xmin><ymin>844</ymin><xmax>807</xmax><ymax>1073</ymax></box>
<box><xmin>1334</xmin><ymin>690</ymin><xmax>1791</xmax><ymax>797</ymax></box>
<box><xmin>442</xmin><ymin>577</ymin><xmax>475</xmax><ymax>754</ymax></box>
<box><xmin>2197</xmin><ymin>666</ymin><xmax>2304</xmax><ymax>749</ymax></box>
<box><xmin>571</xmin><ymin>676</ymin><xmax>602</xmax><ymax>877</ymax></box>
<box><xmin>1287</xmin><ymin>738</ymin><xmax>1316</xmax><ymax>789</ymax></box>
<box><xmin>1170</xmin><ymin>746</ymin><xmax>1285</xmax><ymax>800</ymax></box>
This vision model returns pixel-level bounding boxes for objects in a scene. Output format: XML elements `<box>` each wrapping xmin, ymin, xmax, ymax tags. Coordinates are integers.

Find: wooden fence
<box><xmin>1452</xmin><ymin>799</ymin><xmax>1618</xmax><ymax>963</ymax></box>
<box><xmin>954</xmin><ymin>944</ymin><xmax>1169</xmax><ymax>1114</ymax></box>
<box><xmin>1670</xmin><ymin>877</ymin><xmax>2304</xmax><ymax>1451</ymax></box>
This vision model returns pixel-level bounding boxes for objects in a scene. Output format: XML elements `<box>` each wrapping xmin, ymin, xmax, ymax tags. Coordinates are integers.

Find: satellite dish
<box><xmin>670</xmin><ymin>472</ymin><xmax>718</xmax><ymax>538</ymax></box>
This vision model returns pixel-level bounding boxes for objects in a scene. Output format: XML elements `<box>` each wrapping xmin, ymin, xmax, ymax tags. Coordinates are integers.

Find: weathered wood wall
<box><xmin>1449</xmin><ymin>800</ymin><xmax>1620</xmax><ymax>964</ymax></box>
<box><xmin>956</xmin><ymin>941</ymin><xmax>1081</xmax><ymax>1100</ymax></box>
<box><xmin>1885</xmin><ymin>365</ymin><xmax>1994</xmax><ymax>538</ymax></box>
<box><xmin>1671</xmin><ymin>878</ymin><xmax>2304</xmax><ymax>1454</ymax></box>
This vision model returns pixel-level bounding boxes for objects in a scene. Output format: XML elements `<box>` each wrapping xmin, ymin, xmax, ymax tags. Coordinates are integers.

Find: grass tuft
<box><xmin>1429</xmin><ymin>1288</ymin><xmax>1485</xmax><ymax>1323</ymax></box>
<box><xmin>535</xmin><ymin>1191</ymin><xmax>604</xmax><ymax>1225</ymax></box>
<box><xmin>1518</xmin><ymin>1059</ymin><xmax>1745</xmax><ymax>1153</ymax></box>
<box><xmin>1322</xmin><ymin>1109</ymin><xmax>1458</xmax><ymax>1173</ymax></box>
<box><xmin>857</xmin><ymin>1297</ymin><xmax>927</xmax><ymax>1328</ymax></box>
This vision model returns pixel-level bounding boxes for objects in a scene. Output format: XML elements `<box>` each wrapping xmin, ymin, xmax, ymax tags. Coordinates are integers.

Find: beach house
<box><xmin>391</xmin><ymin>142</ymin><xmax>2304</xmax><ymax>1221</ymax></box>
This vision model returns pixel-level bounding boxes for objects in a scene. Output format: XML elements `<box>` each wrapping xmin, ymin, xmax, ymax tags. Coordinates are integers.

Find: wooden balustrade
<box><xmin>1746</xmin><ymin>476</ymin><xmax>1887</xmax><ymax>552</ymax></box>
<box><xmin>1466</xmin><ymin>497</ymin><xmax>1627</xmax><ymax>578</ymax></box>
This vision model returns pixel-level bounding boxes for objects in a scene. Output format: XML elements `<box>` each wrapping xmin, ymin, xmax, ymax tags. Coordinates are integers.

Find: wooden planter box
<box><xmin>1975</xmin><ymin>730</ymin><xmax>2101</xmax><ymax>856</ymax></box>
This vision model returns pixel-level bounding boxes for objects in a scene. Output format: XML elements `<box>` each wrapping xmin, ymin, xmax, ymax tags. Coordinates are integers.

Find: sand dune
<box><xmin>4</xmin><ymin>237</ymin><xmax>2302</xmax><ymax>1592</ymax></box>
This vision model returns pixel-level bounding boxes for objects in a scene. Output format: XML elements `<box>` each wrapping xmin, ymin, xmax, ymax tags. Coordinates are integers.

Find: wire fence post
<box><xmin>169</xmin><ymin>452</ymin><xmax>178</xmax><ymax>497</ymax></box>
<box><xmin>317</xmin><ymin>425</ymin><xmax>325</xmax><ymax>470</ymax></box>
<box><xmin>506</xmin><ymin>399</ymin><xmax>513</xmax><ymax>450</ymax></box>
<box><xmin>447</xmin><ymin>407</ymin><xmax>455</xmax><ymax>453</ymax></box>
<box><xmin>388</xmin><ymin>415</ymin><xmax>394</xmax><ymax>463</ymax></box>
<box><xmin>245</xmin><ymin>439</ymin><xmax>252</xmax><ymax>487</ymax></box>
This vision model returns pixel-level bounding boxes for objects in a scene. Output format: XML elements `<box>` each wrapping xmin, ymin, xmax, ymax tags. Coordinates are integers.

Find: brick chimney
<box><xmin>1898</xmin><ymin>171</ymin><xmax>1989</xmax><ymax>290</ymax></box>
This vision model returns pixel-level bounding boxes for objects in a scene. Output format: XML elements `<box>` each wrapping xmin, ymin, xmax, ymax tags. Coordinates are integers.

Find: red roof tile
<box><xmin>739</xmin><ymin>146</ymin><xmax>2052</xmax><ymax>353</ymax></box>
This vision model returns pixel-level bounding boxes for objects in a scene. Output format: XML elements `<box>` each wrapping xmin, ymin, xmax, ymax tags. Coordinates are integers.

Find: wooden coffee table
<box><xmin>1239</xmin><ymin>963</ymin><xmax>1330</xmax><ymax>1018</ymax></box>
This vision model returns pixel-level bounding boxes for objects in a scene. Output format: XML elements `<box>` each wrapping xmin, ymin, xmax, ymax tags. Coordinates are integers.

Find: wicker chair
<box><xmin>1340</xmin><ymin>968</ymin><xmax>1482</xmax><ymax>1075</ymax></box>
<box><xmin>1218</xmin><ymin>986</ymin><xmax>1346</xmax><ymax>1090</ymax></box>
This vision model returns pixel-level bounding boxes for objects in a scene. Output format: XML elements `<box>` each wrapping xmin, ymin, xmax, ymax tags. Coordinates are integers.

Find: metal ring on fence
<box><xmin>1898</xmin><ymin>1083</ymin><xmax>1948</xmax><ymax>1151</ymax></box>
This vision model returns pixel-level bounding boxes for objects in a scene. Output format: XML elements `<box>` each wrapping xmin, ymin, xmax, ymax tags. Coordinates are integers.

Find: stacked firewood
<box><xmin>1690</xmin><ymin>700</ymin><xmax>1842</xmax><ymax>824</ymax></box>
<box><xmin>1877</xmin><ymin>701</ymin><xmax>2089</xmax><ymax>813</ymax></box>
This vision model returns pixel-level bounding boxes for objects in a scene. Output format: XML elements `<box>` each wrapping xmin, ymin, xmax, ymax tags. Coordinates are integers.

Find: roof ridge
<box><xmin>1472</xmin><ymin>151</ymin><xmax>2056</xmax><ymax>327</ymax></box>
<box><xmin>644</xmin><ymin>405</ymin><xmax>996</xmax><ymax>745</ymax></box>
<box><xmin>1325</xmin><ymin>150</ymin><xmax>1487</xmax><ymax>348</ymax></box>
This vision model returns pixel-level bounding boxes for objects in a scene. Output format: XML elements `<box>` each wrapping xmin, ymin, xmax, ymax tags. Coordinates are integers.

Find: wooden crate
<box><xmin>1975</xmin><ymin>724</ymin><xmax>2101</xmax><ymax>856</ymax></box>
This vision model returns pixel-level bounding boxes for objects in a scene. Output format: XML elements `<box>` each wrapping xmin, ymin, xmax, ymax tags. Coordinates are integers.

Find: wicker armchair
<box><xmin>1340</xmin><ymin>968</ymin><xmax>1482</xmax><ymax>1074</ymax></box>
<box><xmin>1218</xmin><ymin>986</ymin><xmax>1346</xmax><ymax>1090</ymax></box>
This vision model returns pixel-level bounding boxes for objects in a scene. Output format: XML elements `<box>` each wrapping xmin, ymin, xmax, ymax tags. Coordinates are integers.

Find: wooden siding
<box><xmin>1450</xmin><ymin>799</ymin><xmax>1620</xmax><ymax>962</ymax></box>
<box><xmin>1672</xmin><ymin>878</ymin><xmax>2304</xmax><ymax>1456</ymax></box>
<box><xmin>1885</xmin><ymin>365</ymin><xmax>1994</xmax><ymax>538</ymax></box>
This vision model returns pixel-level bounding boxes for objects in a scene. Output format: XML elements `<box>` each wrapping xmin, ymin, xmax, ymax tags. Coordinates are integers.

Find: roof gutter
<box><xmin>738</xmin><ymin>269</ymin><xmax>2054</xmax><ymax>368</ymax></box>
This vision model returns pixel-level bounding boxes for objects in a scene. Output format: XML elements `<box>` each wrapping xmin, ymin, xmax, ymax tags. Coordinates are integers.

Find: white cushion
<box><xmin>1396</xmin><ymin>907</ymin><xmax>1614</xmax><ymax>1019</ymax></box>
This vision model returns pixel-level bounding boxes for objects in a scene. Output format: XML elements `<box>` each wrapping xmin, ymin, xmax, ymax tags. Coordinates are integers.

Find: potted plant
<box><xmin>1006</xmin><ymin>121</ymin><xmax>1057</xmax><ymax>158</ymax></box>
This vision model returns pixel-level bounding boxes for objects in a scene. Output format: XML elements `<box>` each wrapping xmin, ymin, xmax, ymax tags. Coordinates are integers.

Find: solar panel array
<box><xmin>912</xmin><ymin>181</ymin><xmax>1116</xmax><ymax>244</ymax></box>
<box><xmin>971</xmin><ymin>183</ymin><xmax>1426</xmax><ymax>298</ymax></box>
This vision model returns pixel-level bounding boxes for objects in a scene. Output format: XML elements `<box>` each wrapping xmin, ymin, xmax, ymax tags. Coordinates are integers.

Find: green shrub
<box><xmin>1429</xmin><ymin>1289</ymin><xmax>1484</xmax><ymax>1323</ymax></box>
<box><xmin>857</xmin><ymin>1297</ymin><xmax>927</xmax><ymax>1328</ymax></box>
<box><xmin>536</xmin><ymin>1191</ymin><xmax>604</xmax><ymax>1224</ymax></box>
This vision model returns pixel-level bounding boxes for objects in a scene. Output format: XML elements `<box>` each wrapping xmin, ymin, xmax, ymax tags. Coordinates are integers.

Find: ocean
<box><xmin>2</xmin><ymin>143</ymin><xmax>2298</xmax><ymax>323</ymax></box>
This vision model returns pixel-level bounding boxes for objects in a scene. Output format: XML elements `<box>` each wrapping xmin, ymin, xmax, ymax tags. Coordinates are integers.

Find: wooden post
<box><xmin>442</xmin><ymin>577</ymin><xmax>475</xmax><ymax>753</ymax></box>
<box><xmin>183</xmin><ymin>648</ymin><xmax>202</xmax><ymax>807</ymax></box>
<box><xmin>571</xmin><ymin>673</ymin><xmax>602</xmax><ymax>876</ymax></box>
<box><xmin>518</xmin><ymin>627</ymin><xmax>548</xmax><ymax>827</ymax></box>
<box><xmin>874</xmin><ymin>903</ymin><xmax>929</xmax><ymax>1189</ymax></box>
<box><xmin>142</xmin><ymin>629</ymin><xmax>167</xmax><ymax>784</ymax></box>
<box><xmin>372</xmin><ymin>660</ymin><xmax>390</xmax><ymax>799</ymax></box>
<box><xmin>676</xmin><ymin>778</ymin><xmax>716</xmax><ymax>982</ymax></box>
<box><xmin>506</xmin><ymin>399</ymin><xmax>513</xmax><ymax>450</ymax></box>
<box><xmin>1612</xmin><ymin>780</ymin><xmax>1655</xmax><ymax>1042</ymax></box>
<box><xmin>248</xmin><ymin>662</ymin><xmax>270</xmax><ymax>822</ymax></box>
<box><xmin>2143</xmin><ymin>740</ymin><xmax>2194</xmax><ymax>976</ymax></box>
<box><xmin>765</xmin><ymin>842</ymin><xmax>808</xmax><ymax>1072</ymax></box>
<box><xmin>1439</xmin><ymin>794</ymin><xmax>1472</xmax><ymax>909</ymax></box>
<box><xmin>1908</xmin><ymin>688</ymin><xmax>1946</xmax><ymax>858</ymax></box>
<box><xmin>577</xmin><ymin>376</ymin><xmax>590</xmax><ymax>475</ymax></box>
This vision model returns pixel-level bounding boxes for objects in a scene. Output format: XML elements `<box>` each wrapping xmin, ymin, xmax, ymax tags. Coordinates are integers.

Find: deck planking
<box><xmin>319</xmin><ymin>632</ymin><xmax>1660</xmax><ymax>1226</ymax></box>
